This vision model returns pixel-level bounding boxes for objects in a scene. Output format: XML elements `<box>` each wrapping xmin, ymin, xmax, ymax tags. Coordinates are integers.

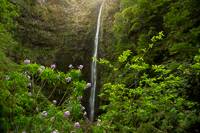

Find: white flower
<box><xmin>38</xmin><ymin>66</ymin><xmax>45</xmax><ymax>74</ymax></box>
<box><xmin>53</xmin><ymin>100</ymin><xmax>57</xmax><ymax>105</ymax></box>
<box><xmin>64</xmin><ymin>111</ymin><xmax>70</xmax><ymax>118</ymax></box>
<box><xmin>81</xmin><ymin>106</ymin><xmax>85</xmax><ymax>111</ymax></box>
<box><xmin>41</xmin><ymin>111</ymin><xmax>48</xmax><ymax>117</ymax></box>
<box><xmin>83</xmin><ymin>111</ymin><xmax>87</xmax><ymax>116</ymax></box>
<box><xmin>68</xmin><ymin>64</ymin><xmax>74</xmax><ymax>69</ymax></box>
<box><xmin>51</xmin><ymin>64</ymin><xmax>56</xmax><ymax>69</ymax></box>
<box><xmin>27</xmin><ymin>75</ymin><xmax>31</xmax><ymax>79</ymax></box>
<box><xmin>50</xmin><ymin>116</ymin><xmax>55</xmax><ymax>122</ymax></box>
<box><xmin>65</xmin><ymin>77</ymin><xmax>72</xmax><ymax>83</ymax></box>
<box><xmin>74</xmin><ymin>122</ymin><xmax>80</xmax><ymax>128</ymax></box>
<box><xmin>5</xmin><ymin>75</ymin><xmax>10</xmax><ymax>80</ymax></box>
<box><xmin>28</xmin><ymin>83</ymin><xmax>32</xmax><ymax>87</ymax></box>
<box><xmin>78</xmin><ymin>65</ymin><xmax>83</xmax><ymax>70</ymax></box>
<box><xmin>97</xmin><ymin>119</ymin><xmax>101</xmax><ymax>126</ymax></box>
<box><xmin>40</xmin><ymin>65</ymin><xmax>45</xmax><ymax>70</ymax></box>
<box><xmin>38</xmin><ymin>68</ymin><xmax>43</xmax><ymax>74</ymax></box>
<box><xmin>85</xmin><ymin>83</ymin><xmax>91</xmax><ymax>88</ymax></box>
<box><xmin>22</xmin><ymin>131</ymin><xmax>26</xmax><ymax>133</ymax></box>
<box><xmin>24</xmin><ymin>59</ymin><xmax>30</xmax><ymax>64</ymax></box>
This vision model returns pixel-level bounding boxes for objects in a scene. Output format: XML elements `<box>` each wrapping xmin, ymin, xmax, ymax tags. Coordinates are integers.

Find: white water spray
<box><xmin>89</xmin><ymin>2</ymin><xmax>104</xmax><ymax>121</ymax></box>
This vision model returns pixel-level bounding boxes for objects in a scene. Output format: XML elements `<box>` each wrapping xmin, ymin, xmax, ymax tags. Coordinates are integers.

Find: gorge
<box><xmin>0</xmin><ymin>0</ymin><xmax>200</xmax><ymax>132</ymax></box>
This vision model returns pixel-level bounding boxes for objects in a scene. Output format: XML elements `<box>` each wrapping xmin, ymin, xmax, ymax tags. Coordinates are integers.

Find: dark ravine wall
<box><xmin>13</xmin><ymin>0</ymin><xmax>105</xmax><ymax>119</ymax></box>
<box><xmin>54</xmin><ymin>2</ymin><xmax>102</xmax><ymax>118</ymax></box>
<box><xmin>8</xmin><ymin>0</ymin><xmax>119</xmax><ymax>84</ymax></box>
<box><xmin>8</xmin><ymin>0</ymin><xmax>148</xmax><ymax>120</ymax></box>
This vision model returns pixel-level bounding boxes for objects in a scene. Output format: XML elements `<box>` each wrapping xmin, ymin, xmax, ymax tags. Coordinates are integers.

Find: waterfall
<box><xmin>89</xmin><ymin>2</ymin><xmax>104</xmax><ymax>121</ymax></box>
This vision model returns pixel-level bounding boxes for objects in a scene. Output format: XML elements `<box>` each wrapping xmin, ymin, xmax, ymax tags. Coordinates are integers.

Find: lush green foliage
<box><xmin>1</xmin><ymin>0</ymin><xmax>200</xmax><ymax>132</ymax></box>
<box><xmin>0</xmin><ymin>0</ymin><xmax>18</xmax><ymax>29</ymax></box>
<box><xmin>0</xmin><ymin>0</ymin><xmax>19</xmax><ymax>71</ymax></box>
<box><xmin>96</xmin><ymin>1</ymin><xmax>200</xmax><ymax>131</ymax></box>
<box><xmin>94</xmin><ymin>32</ymin><xmax>200</xmax><ymax>132</ymax></box>
<box><xmin>112</xmin><ymin>0</ymin><xmax>200</xmax><ymax>63</ymax></box>
<box><xmin>0</xmin><ymin>63</ymin><xmax>87</xmax><ymax>132</ymax></box>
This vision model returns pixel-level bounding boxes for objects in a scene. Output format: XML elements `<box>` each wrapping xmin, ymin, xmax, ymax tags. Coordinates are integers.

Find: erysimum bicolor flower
<box><xmin>24</xmin><ymin>59</ymin><xmax>30</xmax><ymax>64</ymax></box>
<box><xmin>74</xmin><ymin>122</ymin><xmax>80</xmax><ymax>128</ymax></box>
<box><xmin>38</xmin><ymin>65</ymin><xmax>45</xmax><ymax>74</ymax></box>
<box><xmin>97</xmin><ymin>119</ymin><xmax>101</xmax><ymax>126</ymax></box>
<box><xmin>50</xmin><ymin>116</ymin><xmax>55</xmax><ymax>122</ymax></box>
<box><xmin>68</xmin><ymin>64</ymin><xmax>73</xmax><ymax>69</ymax></box>
<box><xmin>28</xmin><ymin>83</ymin><xmax>32</xmax><ymax>87</ymax></box>
<box><xmin>41</xmin><ymin>111</ymin><xmax>48</xmax><ymax>117</ymax></box>
<box><xmin>83</xmin><ymin>111</ymin><xmax>87</xmax><ymax>116</ymax></box>
<box><xmin>53</xmin><ymin>100</ymin><xmax>57</xmax><ymax>105</ymax></box>
<box><xmin>27</xmin><ymin>75</ymin><xmax>31</xmax><ymax>79</ymax></box>
<box><xmin>51</xmin><ymin>64</ymin><xmax>56</xmax><ymax>69</ymax></box>
<box><xmin>40</xmin><ymin>65</ymin><xmax>45</xmax><ymax>70</ymax></box>
<box><xmin>64</xmin><ymin>111</ymin><xmax>70</xmax><ymax>118</ymax></box>
<box><xmin>85</xmin><ymin>83</ymin><xmax>91</xmax><ymax>88</ymax></box>
<box><xmin>78</xmin><ymin>65</ymin><xmax>83</xmax><ymax>70</ymax></box>
<box><xmin>81</xmin><ymin>105</ymin><xmax>85</xmax><ymax>111</ymax></box>
<box><xmin>65</xmin><ymin>77</ymin><xmax>72</xmax><ymax>83</ymax></box>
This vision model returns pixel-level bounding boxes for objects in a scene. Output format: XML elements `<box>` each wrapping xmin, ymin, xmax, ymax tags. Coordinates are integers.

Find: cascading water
<box><xmin>89</xmin><ymin>2</ymin><xmax>104</xmax><ymax>122</ymax></box>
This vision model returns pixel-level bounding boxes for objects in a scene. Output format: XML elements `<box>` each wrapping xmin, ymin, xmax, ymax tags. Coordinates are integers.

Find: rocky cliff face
<box><xmin>14</xmin><ymin>0</ymin><xmax>106</xmax><ymax>117</ymax></box>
